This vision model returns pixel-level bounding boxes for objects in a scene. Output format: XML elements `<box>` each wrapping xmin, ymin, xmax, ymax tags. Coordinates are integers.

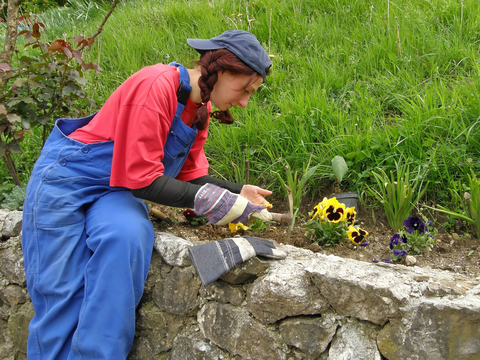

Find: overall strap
<box><xmin>169</xmin><ymin>61</ymin><xmax>192</xmax><ymax>117</ymax></box>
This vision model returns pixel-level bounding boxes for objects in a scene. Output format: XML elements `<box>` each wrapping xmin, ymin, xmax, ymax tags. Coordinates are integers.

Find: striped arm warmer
<box><xmin>194</xmin><ymin>183</ymin><xmax>266</xmax><ymax>225</ymax></box>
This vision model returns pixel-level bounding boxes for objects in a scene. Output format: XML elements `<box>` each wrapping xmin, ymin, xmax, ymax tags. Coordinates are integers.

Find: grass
<box><xmin>1</xmin><ymin>0</ymin><xmax>479</xmax><ymax>227</ymax></box>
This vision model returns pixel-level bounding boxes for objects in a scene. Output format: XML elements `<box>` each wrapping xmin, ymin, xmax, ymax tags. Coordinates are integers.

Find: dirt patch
<box><xmin>150</xmin><ymin>199</ymin><xmax>480</xmax><ymax>279</ymax></box>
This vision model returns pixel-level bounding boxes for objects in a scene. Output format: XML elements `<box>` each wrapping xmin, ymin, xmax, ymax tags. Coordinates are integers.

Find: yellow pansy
<box><xmin>345</xmin><ymin>207</ymin><xmax>356</xmax><ymax>226</ymax></box>
<box><xmin>323</xmin><ymin>197</ymin><xmax>346</xmax><ymax>223</ymax></box>
<box><xmin>311</xmin><ymin>197</ymin><xmax>329</xmax><ymax>221</ymax></box>
<box><xmin>264</xmin><ymin>202</ymin><xmax>273</xmax><ymax>209</ymax></box>
<box><xmin>229</xmin><ymin>223</ymin><xmax>249</xmax><ymax>233</ymax></box>
<box><xmin>346</xmin><ymin>225</ymin><xmax>369</xmax><ymax>245</ymax></box>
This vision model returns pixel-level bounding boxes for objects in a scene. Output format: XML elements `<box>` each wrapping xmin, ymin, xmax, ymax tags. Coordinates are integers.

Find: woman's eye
<box><xmin>244</xmin><ymin>90</ymin><xmax>250</xmax><ymax>94</ymax></box>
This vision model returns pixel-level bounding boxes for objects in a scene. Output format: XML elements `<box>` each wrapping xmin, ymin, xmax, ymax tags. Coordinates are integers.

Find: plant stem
<box><xmin>2</xmin><ymin>152</ymin><xmax>21</xmax><ymax>186</ymax></box>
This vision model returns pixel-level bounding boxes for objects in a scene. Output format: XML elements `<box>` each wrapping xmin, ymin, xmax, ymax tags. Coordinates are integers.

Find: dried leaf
<box><xmin>63</xmin><ymin>47</ymin><xmax>72</xmax><ymax>58</ymax></box>
<box><xmin>0</xmin><ymin>63</ymin><xmax>11</xmax><ymax>72</ymax></box>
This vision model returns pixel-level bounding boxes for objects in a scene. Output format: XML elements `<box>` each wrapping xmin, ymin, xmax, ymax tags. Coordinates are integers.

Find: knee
<box><xmin>107</xmin><ymin>217</ymin><xmax>154</xmax><ymax>254</ymax></box>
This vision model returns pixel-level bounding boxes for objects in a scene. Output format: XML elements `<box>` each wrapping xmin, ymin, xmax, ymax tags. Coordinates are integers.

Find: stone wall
<box><xmin>1</xmin><ymin>209</ymin><xmax>480</xmax><ymax>359</ymax></box>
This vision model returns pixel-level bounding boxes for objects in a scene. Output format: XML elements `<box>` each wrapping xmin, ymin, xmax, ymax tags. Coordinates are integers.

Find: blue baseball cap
<box><xmin>187</xmin><ymin>30</ymin><xmax>272</xmax><ymax>81</ymax></box>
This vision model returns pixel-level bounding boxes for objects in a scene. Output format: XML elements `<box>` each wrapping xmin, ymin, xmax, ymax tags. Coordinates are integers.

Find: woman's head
<box><xmin>187</xmin><ymin>30</ymin><xmax>271</xmax><ymax>129</ymax></box>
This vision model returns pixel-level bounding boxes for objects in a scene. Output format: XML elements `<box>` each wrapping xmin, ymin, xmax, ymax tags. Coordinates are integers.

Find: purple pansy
<box><xmin>389</xmin><ymin>233</ymin><xmax>407</xmax><ymax>249</ymax></box>
<box><xmin>393</xmin><ymin>249</ymin><xmax>408</xmax><ymax>258</ymax></box>
<box><xmin>403</xmin><ymin>216</ymin><xmax>426</xmax><ymax>234</ymax></box>
<box><xmin>389</xmin><ymin>234</ymin><xmax>400</xmax><ymax>249</ymax></box>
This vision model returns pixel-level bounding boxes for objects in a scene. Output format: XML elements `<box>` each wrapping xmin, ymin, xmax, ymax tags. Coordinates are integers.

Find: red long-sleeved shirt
<box><xmin>69</xmin><ymin>63</ymin><xmax>211</xmax><ymax>189</ymax></box>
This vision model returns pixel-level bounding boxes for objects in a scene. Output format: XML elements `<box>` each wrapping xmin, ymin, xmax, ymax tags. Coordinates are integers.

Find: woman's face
<box><xmin>210</xmin><ymin>71</ymin><xmax>263</xmax><ymax>111</ymax></box>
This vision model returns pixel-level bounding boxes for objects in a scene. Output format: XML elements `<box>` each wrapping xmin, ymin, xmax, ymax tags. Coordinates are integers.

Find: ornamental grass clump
<box><xmin>304</xmin><ymin>197</ymin><xmax>369</xmax><ymax>247</ymax></box>
<box><xmin>425</xmin><ymin>171</ymin><xmax>479</xmax><ymax>239</ymax></box>
<box><xmin>365</xmin><ymin>161</ymin><xmax>428</xmax><ymax>233</ymax></box>
<box><xmin>386</xmin><ymin>216</ymin><xmax>436</xmax><ymax>262</ymax></box>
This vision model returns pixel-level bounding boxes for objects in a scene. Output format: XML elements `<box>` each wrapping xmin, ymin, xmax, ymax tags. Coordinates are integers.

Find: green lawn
<box><xmin>2</xmin><ymin>0</ymin><xmax>479</xmax><ymax>220</ymax></box>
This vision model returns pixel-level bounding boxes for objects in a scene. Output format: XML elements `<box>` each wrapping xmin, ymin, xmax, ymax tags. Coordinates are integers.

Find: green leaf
<box><xmin>37</xmin><ymin>115</ymin><xmax>49</xmax><ymax>125</ymax></box>
<box><xmin>75</xmin><ymin>77</ymin><xmax>87</xmax><ymax>86</ymax></box>
<box><xmin>62</xmin><ymin>85</ymin><xmax>74</xmax><ymax>95</ymax></box>
<box><xmin>19</xmin><ymin>55</ymin><xmax>33</xmax><ymax>63</ymax></box>
<box><xmin>9</xmin><ymin>142</ymin><xmax>21</xmax><ymax>154</ymax></box>
<box><xmin>7</xmin><ymin>98</ymin><xmax>22</xmax><ymax>107</ymax></box>
<box><xmin>13</xmin><ymin>78</ymin><xmax>28</xmax><ymax>87</ymax></box>
<box><xmin>75</xmin><ymin>89</ymin><xmax>86</xmax><ymax>97</ymax></box>
<box><xmin>331</xmin><ymin>155</ymin><xmax>348</xmax><ymax>183</ymax></box>
<box><xmin>22</xmin><ymin>97</ymin><xmax>35</xmax><ymax>104</ymax></box>
<box><xmin>388</xmin><ymin>52</ymin><xmax>397</xmax><ymax>62</ymax></box>
<box><xmin>422</xmin><ymin>138</ymin><xmax>436</xmax><ymax>148</ymax></box>
<box><xmin>21</xmin><ymin>119</ymin><xmax>31</xmax><ymax>129</ymax></box>
<box><xmin>6</xmin><ymin>113</ymin><xmax>21</xmax><ymax>124</ymax></box>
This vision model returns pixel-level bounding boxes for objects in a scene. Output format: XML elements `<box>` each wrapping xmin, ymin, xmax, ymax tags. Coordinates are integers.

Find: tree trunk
<box><xmin>1</xmin><ymin>0</ymin><xmax>24</xmax><ymax>62</ymax></box>
<box><xmin>2</xmin><ymin>152</ymin><xmax>22</xmax><ymax>186</ymax></box>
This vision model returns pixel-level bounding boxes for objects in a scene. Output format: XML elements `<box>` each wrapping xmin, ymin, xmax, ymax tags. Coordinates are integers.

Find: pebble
<box><xmin>405</xmin><ymin>255</ymin><xmax>417</xmax><ymax>266</ymax></box>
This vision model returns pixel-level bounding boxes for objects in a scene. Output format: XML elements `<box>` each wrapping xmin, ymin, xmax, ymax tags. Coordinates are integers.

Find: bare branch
<box><xmin>78</xmin><ymin>0</ymin><xmax>119</xmax><ymax>51</ymax></box>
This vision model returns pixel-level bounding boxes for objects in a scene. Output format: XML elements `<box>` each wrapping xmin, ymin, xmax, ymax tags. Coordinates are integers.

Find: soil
<box><xmin>149</xmin><ymin>198</ymin><xmax>480</xmax><ymax>279</ymax></box>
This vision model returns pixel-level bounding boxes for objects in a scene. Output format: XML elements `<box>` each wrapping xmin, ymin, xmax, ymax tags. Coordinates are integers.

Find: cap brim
<box><xmin>187</xmin><ymin>38</ymin><xmax>224</xmax><ymax>52</ymax></box>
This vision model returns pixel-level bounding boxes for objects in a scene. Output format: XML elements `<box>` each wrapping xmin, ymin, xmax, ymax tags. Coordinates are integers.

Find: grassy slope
<box><xmin>2</xmin><ymin>0</ymin><xmax>479</xmax><ymax>213</ymax></box>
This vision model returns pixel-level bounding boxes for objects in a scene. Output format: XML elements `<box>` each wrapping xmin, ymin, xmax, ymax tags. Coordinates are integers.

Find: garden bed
<box><xmin>150</xmin><ymin>199</ymin><xmax>480</xmax><ymax>279</ymax></box>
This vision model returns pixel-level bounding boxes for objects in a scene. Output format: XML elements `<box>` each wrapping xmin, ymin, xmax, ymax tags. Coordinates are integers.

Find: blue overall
<box><xmin>21</xmin><ymin>63</ymin><xmax>197</xmax><ymax>359</ymax></box>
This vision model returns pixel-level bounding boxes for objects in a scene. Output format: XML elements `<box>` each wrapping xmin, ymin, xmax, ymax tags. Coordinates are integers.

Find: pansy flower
<box><xmin>393</xmin><ymin>249</ymin><xmax>408</xmax><ymax>258</ymax></box>
<box><xmin>404</xmin><ymin>216</ymin><xmax>426</xmax><ymax>234</ymax></box>
<box><xmin>345</xmin><ymin>207</ymin><xmax>356</xmax><ymax>226</ymax></box>
<box><xmin>311</xmin><ymin>197</ymin><xmax>328</xmax><ymax>221</ymax></box>
<box><xmin>389</xmin><ymin>233</ymin><xmax>407</xmax><ymax>249</ymax></box>
<box><xmin>229</xmin><ymin>222</ymin><xmax>250</xmax><ymax>233</ymax></box>
<box><xmin>183</xmin><ymin>209</ymin><xmax>196</xmax><ymax>220</ymax></box>
<box><xmin>323</xmin><ymin>197</ymin><xmax>346</xmax><ymax>223</ymax></box>
<box><xmin>347</xmin><ymin>225</ymin><xmax>369</xmax><ymax>245</ymax></box>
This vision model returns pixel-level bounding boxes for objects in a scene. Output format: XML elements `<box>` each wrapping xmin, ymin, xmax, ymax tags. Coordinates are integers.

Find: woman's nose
<box><xmin>238</xmin><ymin>96</ymin><xmax>250</xmax><ymax>108</ymax></box>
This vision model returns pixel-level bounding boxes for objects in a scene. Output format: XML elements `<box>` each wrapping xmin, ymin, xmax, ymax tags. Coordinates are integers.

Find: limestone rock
<box><xmin>142</xmin><ymin>251</ymin><xmax>167</xmax><ymax>303</ymax></box>
<box><xmin>247</xmin><ymin>259</ymin><xmax>329</xmax><ymax>324</ymax></box>
<box><xmin>305</xmin><ymin>251</ymin><xmax>410</xmax><ymax>325</ymax></box>
<box><xmin>7</xmin><ymin>301</ymin><xmax>34</xmax><ymax>356</ymax></box>
<box><xmin>133</xmin><ymin>301</ymin><xmax>185</xmax><ymax>354</ymax></box>
<box><xmin>127</xmin><ymin>338</ymin><xmax>158</xmax><ymax>360</ymax></box>
<box><xmin>153</xmin><ymin>232</ymin><xmax>192</xmax><ymax>267</ymax></box>
<box><xmin>378</xmin><ymin>296</ymin><xmax>480</xmax><ymax>360</ymax></box>
<box><xmin>200</xmin><ymin>280</ymin><xmax>245</xmax><ymax>306</ymax></box>
<box><xmin>0</xmin><ymin>317</ymin><xmax>15</xmax><ymax>360</ymax></box>
<box><xmin>0</xmin><ymin>237</ymin><xmax>26</xmax><ymax>286</ymax></box>
<box><xmin>170</xmin><ymin>330</ymin><xmax>234</xmax><ymax>360</ymax></box>
<box><xmin>0</xmin><ymin>284</ymin><xmax>28</xmax><ymax>320</ymax></box>
<box><xmin>279</xmin><ymin>312</ymin><xmax>338</xmax><ymax>359</ymax></box>
<box><xmin>220</xmin><ymin>256</ymin><xmax>269</xmax><ymax>284</ymax></box>
<box><xmin>2</xmin><ymin>211</ymin><xmax>22</xmax><ymax>238</ymax></box>
<box><xmin>0</xmin><ymin>209</ymin><xmax>10</xmax><ymax>235</ymax></box>
<box><xmin>328</xmin><ymin>318</ymin><xmax>381</xmax><ymax>360</ymax></box>
<box><xmin>153</xmin><ymin>266</ymin><xmax>202</xmax><ymax>315</ymax></box>
<box><xmin>198</xmin><ymin>302</ymin><xmax>288</xmax><ymax>359</ymax></box>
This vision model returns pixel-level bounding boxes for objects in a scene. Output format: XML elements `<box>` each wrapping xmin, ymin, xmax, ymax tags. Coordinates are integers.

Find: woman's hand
<box><xmin>240</xmin><ymin>185</ymin><xmax>272</xmax><ymax>206</ymax></box>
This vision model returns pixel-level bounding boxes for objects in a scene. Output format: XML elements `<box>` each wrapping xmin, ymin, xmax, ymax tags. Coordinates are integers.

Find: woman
<box><xmin>22</xmin><ymin>30</ymin><xmax>273</xmax><ymax>359</ymax></box>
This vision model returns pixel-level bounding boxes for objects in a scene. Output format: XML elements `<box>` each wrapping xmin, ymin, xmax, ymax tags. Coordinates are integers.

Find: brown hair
<box><xmin>193</xmin><ymin>49</ymin><xmax>270</xmax><ymax>130</ymax></box>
